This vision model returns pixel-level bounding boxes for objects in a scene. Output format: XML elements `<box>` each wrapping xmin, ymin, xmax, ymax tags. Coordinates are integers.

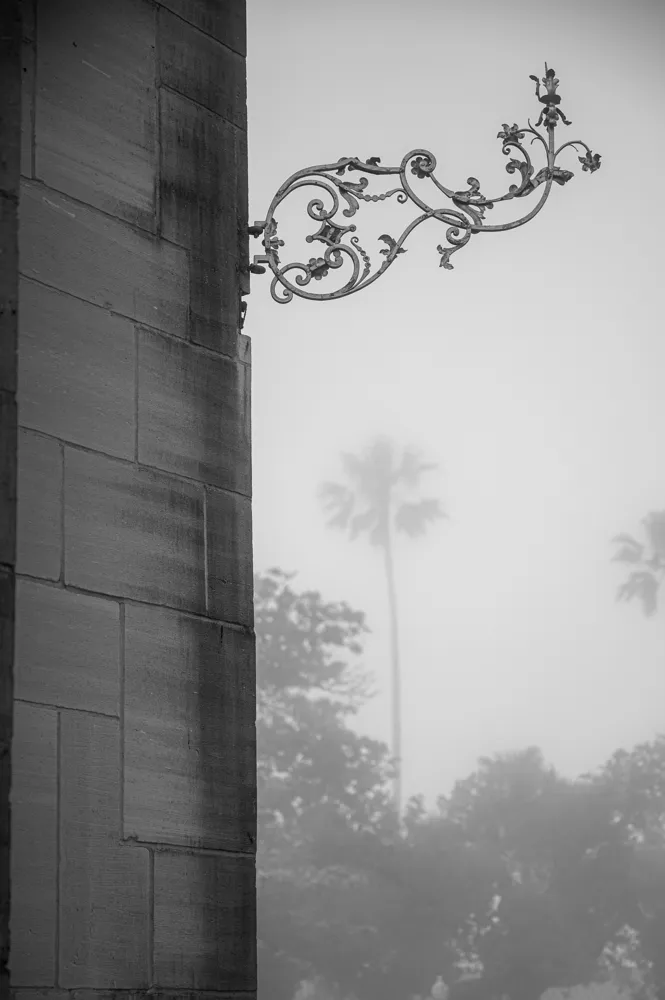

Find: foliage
<box><xmin>255</xmin><ymin>568</ymin><xmax>397</xmax><ymax>1000</ymax></box>
<box><xmin>255</xmin><ymin>569</ymin><xmax>665</xmax><ymax>1000</ymax></box>
<box><xmin>612</xmin><ymin>512</ymin><xmax>665</xmax><ymax>616</ymax></box>
<box><xmin>256</xmin><ymin>567</ymin><xmax>395</xmax><ymax>844</ymax></box>
<box><xmin>319</xmin><ymin>437</ymin><xmax>445</xmax><ymax>549</ymax></box>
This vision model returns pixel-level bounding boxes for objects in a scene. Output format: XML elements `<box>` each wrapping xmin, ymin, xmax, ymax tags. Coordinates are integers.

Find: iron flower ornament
<box><xmin>248</xmin><ymin>64</ymin><xmax>601</xmax><ymax>305</ymax></box>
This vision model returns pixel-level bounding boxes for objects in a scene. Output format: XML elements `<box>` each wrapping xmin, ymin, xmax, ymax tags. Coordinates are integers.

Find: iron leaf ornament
<box><xmin>249</xmin><ymin>64</ymin><xmax>601</xmax><ymax>305</ymax></box>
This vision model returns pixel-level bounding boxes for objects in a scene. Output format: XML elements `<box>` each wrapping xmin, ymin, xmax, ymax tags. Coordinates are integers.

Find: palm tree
<box><xmin>318</xmin><ymin>436</ymin><xmax>445</xmax><ymax>810</ymax></box>
<box><xmin>611</xmin><ymin>510</ymin><xmax>665</xmax><ymax>617</ymax></box>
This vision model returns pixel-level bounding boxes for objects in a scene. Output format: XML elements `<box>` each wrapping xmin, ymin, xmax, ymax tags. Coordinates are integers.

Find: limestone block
<box><xmin>59</xmin><ymin>711</ymin><xmax>149</xmax><ymax>987</ymax></box>
<box><xmin>158</xmin><ymin>7</ymin><xmax>246</xmax><ymax>128</ymax></box>
<box><xmin>19</xmin><ymin>994</ymin><xmax>251</xmax><ymax>1000</ymax></box>
<box><xmin>19</xmin><ymin>280</ymin><xmax>135</xmax><ymax>459</ymax></box>
<box><xmin>21</xmin><ymin>40</ymin><xmax>33</xmax><ymax>178</ymax></box>
<box><xmin>10</xmin><ymin>702</ymin><xmax>57</xmax><ymax>986</ymax></box>
<box><xmin>21</xmin><ymin>0</ymin><xmax>35</xmax><ymax>42</ymax></box>
<box><xmin>16</xmin><ymin>429</ymin><xmax>61</xmax><ymax>580</ymax></box>
<box><xmin>159</xmin><ymin>88</ymin><xmax>239</xmax><ymax>259</ymax></box>
<box><xmin>153</xmin><ymin>850</ymin><xmax>256</xmax><ymax>989</ymax></box>
<box><xmin>0</xmin><ymin>393</ymin><xmax>17</xmax><ymax>566</ymax></box>
<box><xmin>124</xmin><ymin>605</ymin><xmax>256</xmax><ymax>852</ymax></box>
<box><xmin>64</xmin><ymin>447</ymin><xmax>206</xmax><ymax>612</ymax></box>
<box><xmin>36</xmin><ymin>0</ymin><xmax>157</xmax><ymax>230</ymax></box>
<box><xmin>157</xmin><ymin>0</ymin><xmax>246</xmax><ymax>56</ymax></box>
<box><xmin>206</xmin><ymin>487</ymin><xmax>253</xmax><ymax>626</ymax></box>
<box><xmin>0</xmin><ymin>180</ymin><xmax>19</xmax><ymax>397</ymax></box>
<box><xmin>138</xmin><ymin>328</ymin><xmax>250</xmax><ymax>493</ymax></box>
<box><xmin>15</xmin><ymin>578</ymin><xmax>120</xmax><ymax>715</ymax></box>
<box><xmin>19</xmin><ymin>181</ymin><xmax>188</xmax><ymax>338</ymax></box>
<box><xmin>10</xmin><ymin>994</ymin><xmax>67</xmax><ymax>1000</ymax></box>
<box><xmin>9</xmin><ymin>993</ymin><xmax>66</xmax><ymax>1000</ymax></box>
<box><xmin>235</xmin><ymin>126</ymin><xmax>249</xmax><ymax>275</ymax></box>
<box><xmin>187</xmin><ymin>248</ymin><xmax>241</xmax><ymax>357</ymax></box>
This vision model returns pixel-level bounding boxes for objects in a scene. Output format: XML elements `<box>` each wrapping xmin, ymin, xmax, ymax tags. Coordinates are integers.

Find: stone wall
<box><xmin>7</xmin><ymin>0</ymin><xmax>256</xmax><ymax>993</ymax></box>
<box><xmin>1</xmin><ymin>1</ymin><xmax>22</xmax><ymax>994</ymax></box>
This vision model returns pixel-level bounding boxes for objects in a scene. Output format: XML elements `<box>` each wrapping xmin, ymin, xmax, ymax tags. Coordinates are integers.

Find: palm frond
<box><xmin>644</xmin><ymin>511</ymin><xmax>665</xmax><ymax>560</ymax></box>
<box><xmin>611</xmin><ymin>533</ymin><xmax>642</xmax><ymax>548</ymax></box>
<box><xmin>340</xmin><ymin>440</ymin><xmax>397</xmax><ymax>508</ymax></box>
<box><xmin>617</xmin><ymin>570</ymin><xmax>659</xmax><ymax>617</ymax></box>
<box><xmin>611</xmin><ymin>544</ymin><xmax>644</xmax><ymax>564</ymax></box>
<box><xmin>349</xmin><ymin>508</ymin><xmax>380</xmax><ymax>541</ymax></box>
<box><xmin>397</xmin><ymin>446</ymin><xmax>437</xmax><ymax>489</ymax></box>
<box><xmin>394</xmin><ymin>498</ymin><xmax>446</xmax><ymax>538</ymax></box>
<box><xmin>318</xmin><ymin>481</ymin><xmax>355</xmax><ymax>530</ymax></box>
<box><xmin>339</xmin><ymin>452</ymin><xmax>366</xmax><ymax>486</ymax></box>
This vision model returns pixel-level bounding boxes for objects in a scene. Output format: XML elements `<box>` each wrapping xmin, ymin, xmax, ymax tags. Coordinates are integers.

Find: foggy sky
<box><xmin>246</xmin><ymin>0</ymin><xmax>665</xmax><ymax>803</ymax></box>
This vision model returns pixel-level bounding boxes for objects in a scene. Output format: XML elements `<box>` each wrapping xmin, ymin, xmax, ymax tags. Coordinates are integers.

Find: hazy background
<box><xmin>246</xmin><ymin>0</ymin><xmax>665</xmax><ymax>805</ymax></box>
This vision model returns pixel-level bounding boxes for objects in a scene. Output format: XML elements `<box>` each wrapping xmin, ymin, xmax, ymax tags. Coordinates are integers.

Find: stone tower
<box><xmin>1</xmin><ymin>0</ymin><xmax>256</xmax><ymax>993</ymax></box>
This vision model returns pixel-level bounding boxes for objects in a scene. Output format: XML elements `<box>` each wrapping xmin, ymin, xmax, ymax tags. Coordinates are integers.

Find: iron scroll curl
<box><xmin>249</xmin><ymin>65</ymin><xmax>601</xmax><ymax>305</ymax></box>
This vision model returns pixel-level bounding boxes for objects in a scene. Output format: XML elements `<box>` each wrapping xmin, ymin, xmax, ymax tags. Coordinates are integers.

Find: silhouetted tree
<box><xmin>319</xmin><ymin>437</ymin><xmax>445</xmax><ymax>810</ymax></box>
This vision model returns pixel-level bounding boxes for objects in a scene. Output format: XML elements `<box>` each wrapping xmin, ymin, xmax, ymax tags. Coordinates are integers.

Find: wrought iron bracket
<box><xmin>248</xmin><ymin>65</ymin><xmax>601</xmax><ymax>305</ymax></box>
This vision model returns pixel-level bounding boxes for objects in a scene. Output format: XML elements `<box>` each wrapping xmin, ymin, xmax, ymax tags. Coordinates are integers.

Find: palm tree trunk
<box><xmin>383</xmin><ymin>534</ymin><xmax>402</xmax><ymax>812</ymax></box>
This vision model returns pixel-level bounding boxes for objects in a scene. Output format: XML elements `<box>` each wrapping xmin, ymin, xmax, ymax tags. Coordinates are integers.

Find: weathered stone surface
<box><xmin>156</xmin><ymin>0</ymin><xmax>246</xmax><ymax>56</ymax></box>
<box><xmin>159</xmin><ymin>7</ymin><xmax>246</xmax><ymax>128</ymax></box>
<box><xmin>59</xmin><ymin>711</ymin><xmax>149</xmax><ymax>987</ymax></box>
<box><xmin>16</xmin><ymin>429</ymin><xmax>61</xmax><ymax>580</ymax></box>
<box><xmin>15</xmin><ymin>578</ymin><xmax>120</xmax><ymax>715</ymax></box>
<box><xmin>0</xmin><ymin>8</ymin><xmax>21</xmax><ymax>194</ymax></box>
<box><xmin>11</xmin><ymin>993</ymin><xmax>67</xmax><ymax>1000</ymax></box>
<box><xmin>158</xmin><ymin>82</ymin><xmax>245</xmax><ymax>354</ymax></box>
<box><xmin>187</xmin><ymin>252</ymin><xmax>240</xmax><ymax>356</ymax></box>
<box><xmin>138</xmin><ymin>329</ymin><xmax>250</xmax><ymax>493</ymax></box>
<box><xmin>36</xmin><ymin>0</ymin><xmax>157</xmax><ymax>230</ymax></box>
<box><xmin>10</xmin><ymin>702</ymin><xmax>57</xmax><ymax>986</ymax></box>
<box><xmin>11</xmin><ymin>0</ymin><xmax>255</xmax><ymax>990</ymax></box>
<box><xmin>11</xmin><ymin>994</ymin><xmax>254</xmax><ymax>1000</ymax></box>
<box><xmin>0</xmin><ymin>569</ymin><xmax>14</xmax><ymax>959</ymax></box>
<box><xmin>19</xmin><ymin>280</ymin><xmax>135</xmax><ymax>459</ymax></box>
<box><xmin>153</xmin><ymin>851</ymin><xmax>256</xmax><ymax>989</ymax></box>
<box><xmin>159</xmin><ymin>88</ymin><xmax>239</xmax><ymax>258</ymax></box>
<box><xmin>124</xmin><ymin>606</ymin><xmax>255</xmax><ymax>852</ymax></box>
<box><xmin>0</xmin><ymin>392</ymin><xmax>17</xmax><ymax>567</ymax></box>
<box><xmin>11</xmin><ymin>991</ymin><xmax>253</xmax><ymax>1000</ymax></box>
<box><xmin>239</xmin><ymin>333</ymin><xmax>251</xmax><ymax>365</ymax></box>
<box><xmin>20</xmin><ymin>0</ymin><xmax>35</xmax><ymax>42</ymax></box>
<box><xmin>0</xmin><ymin>195</ymin><xmax>19</xmax><ymax>398</ymax></box>
<box><xmin>206</xmin><ymin>487</ymin><xmax>253</xmax><ymax>626</ymax></box>
<box><xmin>64</xmin><ymin>447</ymin><xmax>206</xmax><ymax>612</ymax></box>
<box><xmin>235</xmin><ymin>127</ymin><xmax>248</xmax><ymax>281</ymax></box>
<box><xmin>21</xmin><ymin>40</ymin><xmax>33</xmax><ymax>178</ymax></box>
<box><xmin>1</xmin><ymin>8</ymin><xmax>21</xmax><ymax>992</ymax></box>
<box><xmin>19</xmin><ymin>181</ymin><xmax>188</xmax><ymax>338</ymax></box>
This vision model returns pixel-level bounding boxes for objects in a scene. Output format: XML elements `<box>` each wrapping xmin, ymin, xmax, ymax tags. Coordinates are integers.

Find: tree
<box><xmin>255</xmin><ymin>567</ymin><xmax>395</xmax><ymax>844</ymax></box>
<box><xmin>254</xmin><ymin>568</ymin><xmax>499</xmax><ymax>1000</ymax></box>
<box><xmin>319</xmin><ymin>437</ymin><xmax>445</xmax><ymax>810</ymax></box>
<box><xmin>442</xmin><ymin>743</ymin><xmax>665</xmax><ymax>1000</ymax></box>
<box><xmin>611</xmin><ymin>512</ymin><xmax>665</xmax><ymax>617</ymax></box>
<box><xmin>255</xmin><ymin>568</ymin><xmax>665</xmax><ymax>1000</ymax></box>
<box><xmin>255</xmin><ymin>568</ymin><xmax>398</xmax><ymax>999</ymax></box>
<box><xmin>592</xmin><ymin>735</ymin><xmax>665</xmax><ymax>992</ymax></box>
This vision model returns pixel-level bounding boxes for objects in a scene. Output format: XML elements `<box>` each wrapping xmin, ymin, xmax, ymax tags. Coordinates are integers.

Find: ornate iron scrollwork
<box><xmin>249</xmin><ymin>65</ymin><xmax>601</xmax><ymax>304</ymax></box>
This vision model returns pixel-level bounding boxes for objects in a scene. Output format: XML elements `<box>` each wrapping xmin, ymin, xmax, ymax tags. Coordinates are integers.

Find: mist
<box><xmin>247</xmin><ymin>2</ymin><xmax>665</xmax><ymax>998</ymax></box>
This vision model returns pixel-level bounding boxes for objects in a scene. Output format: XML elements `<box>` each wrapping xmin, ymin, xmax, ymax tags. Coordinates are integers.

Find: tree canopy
<box><xmin>255</xmin><ymin>568</ymin><xmax>665</xmax><ymax>1000</ymax></box>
